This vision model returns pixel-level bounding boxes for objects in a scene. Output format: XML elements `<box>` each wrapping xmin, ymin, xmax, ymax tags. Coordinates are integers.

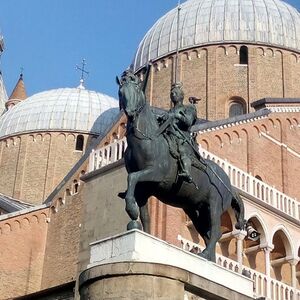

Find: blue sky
<box><xmin>0</xmin><ymin>0</ymin><xmax>299</xmax><ymax>99</ymax></box>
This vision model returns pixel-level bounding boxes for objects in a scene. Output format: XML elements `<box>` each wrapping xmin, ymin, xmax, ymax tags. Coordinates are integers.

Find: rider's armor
<box><xmin>165</xmin><ymin>103</ymin><xmax>197</xmax><ymax>182</ymax></box>
<box><xmin>157</xmin><ymin>82</ymin><xmax>207</xmax><ymax>183</ymax></box>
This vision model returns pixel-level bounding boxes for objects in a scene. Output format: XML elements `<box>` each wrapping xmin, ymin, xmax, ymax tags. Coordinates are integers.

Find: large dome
<box><xmin>0</xmin><ymin>88</ymin><xmax>119</xmax><ymax>139</ymax></box>
<box><xmin>133</xmin><ymin>0</ymin><xmax>300</xmax><ymax>70</ymax></box>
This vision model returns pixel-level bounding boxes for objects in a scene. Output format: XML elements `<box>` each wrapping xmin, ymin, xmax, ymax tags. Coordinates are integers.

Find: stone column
<box><xmin>262</xmin><ymin>245</ymin><xmax>274</xmax><ymax>299</ymax></box>
<box><xmin>288</xmin><ymin>258</ymin><xmax>299</xmax><ymax>289</ymax></box>
<box><xmin>234</xmin><ymin>230</ymin><xmax>247</xmax><ymax>273</ymax></box>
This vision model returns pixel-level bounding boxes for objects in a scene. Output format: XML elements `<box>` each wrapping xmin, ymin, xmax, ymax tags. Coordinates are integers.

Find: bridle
<box><xmin>119</xmin><ymin>80</ymin><xmax>146</xmax><ymax>119</ymax></box>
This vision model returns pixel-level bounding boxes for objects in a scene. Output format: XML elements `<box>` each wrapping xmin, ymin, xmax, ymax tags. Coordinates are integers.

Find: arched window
<box><xmin>270</xmin><ymin>230</ymin><xmax>293</xmax><ymax>284</ymax></box>
<box><xmin>229</xmin><ymin>99</ymin><xmax>246</xmax><ymax>118</ymax></box>
<box><xmin>75</xmin><ymin>135</ymin><xmax>84</xmax><ymax>151</ymax></box>
<box><xmin>240</xmin><ymin>46</ymin><xmax>248</xmax><ymax>65</ymax></box>
<box><xmin>73</xmin><ymin>180</ymin><xmax>79</xmax><ymax>194</ymax></box>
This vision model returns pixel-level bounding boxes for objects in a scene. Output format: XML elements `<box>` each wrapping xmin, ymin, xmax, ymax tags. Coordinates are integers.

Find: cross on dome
<box><xmin>76</xmin><ymin>58</ymin><xmax>89</xmax><ymax>89</ymax></box>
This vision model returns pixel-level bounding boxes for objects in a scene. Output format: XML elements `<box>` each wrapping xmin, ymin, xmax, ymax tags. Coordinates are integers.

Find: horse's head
<box><xmin>116</xmin><ymin>70</ymin><xmax>146</xmax><ymax>118</ymax></box>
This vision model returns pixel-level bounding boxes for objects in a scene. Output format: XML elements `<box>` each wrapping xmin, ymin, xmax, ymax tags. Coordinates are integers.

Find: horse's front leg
<box><xmin>125</xmin><ymin>168</ymin><xmax>157</xmax><ymax>223</ymax></box>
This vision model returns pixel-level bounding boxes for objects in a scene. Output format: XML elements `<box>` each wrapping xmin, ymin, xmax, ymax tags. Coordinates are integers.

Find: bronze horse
<box><xmin>117</xmin><ymin>70</ymin><xmax>246</xmax><ymax>262</ymax></box>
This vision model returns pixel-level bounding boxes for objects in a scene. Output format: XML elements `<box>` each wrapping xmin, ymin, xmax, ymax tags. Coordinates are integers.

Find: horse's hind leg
<box><xmin>231</xmin><ymin>191</ymin><xmax>246</xmax><ymax>230</ymax></box>
<box><xmin>201</xmin><ymin>191</ymin><xmax>222</xmax><ymax>262</ymax></box>
<box><xmin>184</xmin><ymin>208</ymin><xmax>210</xmax><ymax>253</ymax></box>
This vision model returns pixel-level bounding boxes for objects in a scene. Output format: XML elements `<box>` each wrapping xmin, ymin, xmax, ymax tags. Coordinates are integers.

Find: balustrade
<box><xmin>88</xmin><ymin>138</ymin><xmax>300</xmax><ymax>222</ymax></box>
<box><xmin>88</xmin><ymin>139</ymin><xmax>127</xmax><ymax>172</ymax></box>
<box><xmin>178</xmin><ymin>235</ymin><xmax>299</xmax><ymax>300</ymax></box>
<box><xmin>198</xmin><ymin>148</ymin><xmax>299</xmax><ymax>221</ymax></box>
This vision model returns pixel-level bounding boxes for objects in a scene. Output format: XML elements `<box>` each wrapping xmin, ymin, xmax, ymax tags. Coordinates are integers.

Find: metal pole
<box><xmin>174</xmin><ymin>1</ymin><xmax>181</xmax><ymax>84</ymax></box>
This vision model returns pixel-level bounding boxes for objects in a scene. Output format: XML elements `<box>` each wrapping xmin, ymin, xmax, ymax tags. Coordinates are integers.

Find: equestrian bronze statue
<box><xmin>116</xmin><ymin>68</ymin><xmax>246</xmax><ymax>262</ymax></box>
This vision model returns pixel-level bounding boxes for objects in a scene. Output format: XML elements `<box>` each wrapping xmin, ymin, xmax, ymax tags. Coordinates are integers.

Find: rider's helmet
<box><xmin>170</xmin><ymin>82</ymin><xmax>184</xmax><ymax>105</ymax></box>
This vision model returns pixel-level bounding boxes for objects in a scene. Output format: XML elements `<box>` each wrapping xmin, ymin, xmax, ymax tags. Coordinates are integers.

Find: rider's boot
<box><xmin>179</xmin><ymin>156</ymin><xmax>193</xmax><ymax>183</ymax></box>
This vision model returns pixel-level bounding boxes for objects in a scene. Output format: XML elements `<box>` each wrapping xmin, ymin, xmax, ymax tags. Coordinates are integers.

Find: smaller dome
<box><xmin>0</xmin><ymin>88</ymin><xmax>119</xmax><ymax>139</ymax></box>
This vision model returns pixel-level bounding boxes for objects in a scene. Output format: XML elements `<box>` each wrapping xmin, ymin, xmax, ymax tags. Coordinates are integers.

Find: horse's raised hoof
<box><xmin>127</xmin><ymin>220</ymin><xmax>142</xmax><ymax>231</ymax></box>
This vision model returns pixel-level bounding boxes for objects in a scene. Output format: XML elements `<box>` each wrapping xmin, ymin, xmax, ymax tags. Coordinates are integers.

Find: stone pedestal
<box><xmin>79</xmin><ymin>230</ymin><xmax>254</xmax><ymax>300</ymax></box>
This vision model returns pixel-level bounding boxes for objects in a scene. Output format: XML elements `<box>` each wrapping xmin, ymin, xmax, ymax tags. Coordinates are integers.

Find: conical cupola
<box><xmin>6</xmin><ymin>73</ymin><xmax>27</xmax><ymax>110</ymax></box>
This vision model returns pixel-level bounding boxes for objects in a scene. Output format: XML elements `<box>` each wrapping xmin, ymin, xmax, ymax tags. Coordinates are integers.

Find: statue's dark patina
<box><xmin>116</xmin><ymin>68</ymin><xmax>246</xmax><ymax>262</ymax></box>
<box><xmin>158</xmin><ymin>82</ymin><xmax>198</xmax><ymax>184</ymax></box>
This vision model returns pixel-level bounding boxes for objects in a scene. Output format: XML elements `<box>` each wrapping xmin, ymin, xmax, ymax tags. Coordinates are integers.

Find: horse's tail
<box><xmin>231</xmin><ymin>190</ymin><xmax>247</xmax><ymax>230</ymax></box>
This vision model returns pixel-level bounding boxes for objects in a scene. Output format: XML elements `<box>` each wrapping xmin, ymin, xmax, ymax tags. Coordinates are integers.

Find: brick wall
<box><xmin>0</xmin><ymin>132</ymin><xmax>90</xmax><ymax>205</ymax></box>
<box><xmin>139</xmin><ymin>44</ymin><xmax>300</xmax><ymax>121</ymax></box>
<box><xmin>182</xmin><ymin>49</ymin><xmax>208</xmax><ymax>119</ymax></box>
<box><xmin>41</xmin><ymin>192</ymin><xmax>82</xmax><ymax>289</ymax></box>
<box><xmin>0</xmin><ymin>208</ymin><xmax>49</xmax><ymax>299</ymax></box>
<box><xmin>197</xmin><ymin>112</ymin><xmax>300</xmax><ymax>199</ymax></box>
<box><xmin>0</xmin><ymin>137</ymin><xmax>21</xmax><ymax>197</ymax></box>
<box><xmin>151</xmin><ymin>58</ymin><xmax>173</xmax><ymax>110</ymax></box>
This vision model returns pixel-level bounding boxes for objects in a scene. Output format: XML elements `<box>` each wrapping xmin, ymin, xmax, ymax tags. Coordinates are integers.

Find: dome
<box><xmin>0</xmin><ymin>88</ymin><xmax>119</xmax><ymax>139</ymax></box>
<box><xmin>133</xmin><ymin>0</ymin><xmax>300</xmax><ymax>70</ymax></box>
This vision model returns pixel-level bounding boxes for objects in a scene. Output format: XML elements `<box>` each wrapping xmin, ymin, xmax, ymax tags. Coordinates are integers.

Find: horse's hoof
<box><xmin>197</xmin><ymin>252</ymin><xmax>208</xmax><ymax>260</ymax></box>
<box><xmin>197</xmin><ymin>250</ymin><xmax>216</xmax><ymax>262</ymax></box>
<box><xmin>127</xmin><ymin>220</ymin><xmax>142</xmax><ymax>231</ymax></box>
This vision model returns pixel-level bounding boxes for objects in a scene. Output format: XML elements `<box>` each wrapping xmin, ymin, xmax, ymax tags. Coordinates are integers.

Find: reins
<box><xmin>130</xmin><ymin>102</ymin><xmax>154</xmax><ymax>140</ymax></box>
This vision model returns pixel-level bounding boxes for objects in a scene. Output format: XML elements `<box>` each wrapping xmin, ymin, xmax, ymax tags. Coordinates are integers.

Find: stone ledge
<box><xmin>80</xmin><ymin>230</ymin><xmax>254</xmax><ymax>299</ymax></box>
<box><xmin>81</xmin><ymin>158</ymin><xmax>124</xmax><ymax>182</ymax></box>
<box><xmin>79</xmin><ymin>261</ymin><xmax>254</xmax><ymax>300</ymax></box>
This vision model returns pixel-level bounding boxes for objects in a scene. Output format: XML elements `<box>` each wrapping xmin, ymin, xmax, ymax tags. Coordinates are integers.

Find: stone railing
<box><xmin>199</xmin><ymin>148</ymin><xmax>299</xmax><ymax>221</ymax></box>
<box><xmin>88</xmin><ymin>137</ymin><xmax>299</xmax><ymax>222</ymax></box>
<box><xmin>88</xmin><ymin>139</ymin><xmax>127</xmax><ymax>172</ymax></box>
<box><xmin>178</xmin><ymin>235</ymin><xmax>300</xmax><ymax>300</ymax></box>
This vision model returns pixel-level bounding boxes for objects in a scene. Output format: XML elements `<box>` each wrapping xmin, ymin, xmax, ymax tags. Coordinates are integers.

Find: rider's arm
<box><xmin>175</xmin><ymin>107</ymin><xmax>196</xmax><ymax>127</ymax></box>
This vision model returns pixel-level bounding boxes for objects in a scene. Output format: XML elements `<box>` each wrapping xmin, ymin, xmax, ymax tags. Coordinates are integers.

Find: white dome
<box><xmin>133</xmin><ymin>0</ymin><xmax>300</xmax><ymax>70</ymax></box>
<box><xmin>0</xmin><ymin>88</ymin><xmax>119</xmax><ymax>139</ymax></box>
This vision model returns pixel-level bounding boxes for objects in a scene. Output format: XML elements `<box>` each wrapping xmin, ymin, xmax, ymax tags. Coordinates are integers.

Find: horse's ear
<box><xmin>116</xmin><ymin>76</ymin><xmax>121</xmax><ymax>86</ymax></box>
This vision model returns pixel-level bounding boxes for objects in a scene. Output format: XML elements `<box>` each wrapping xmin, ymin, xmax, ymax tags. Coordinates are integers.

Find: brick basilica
<box><xmin>0</xmin><ymin>0</ymin><xmax>300</xmax><ymax>299</ymax></box>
